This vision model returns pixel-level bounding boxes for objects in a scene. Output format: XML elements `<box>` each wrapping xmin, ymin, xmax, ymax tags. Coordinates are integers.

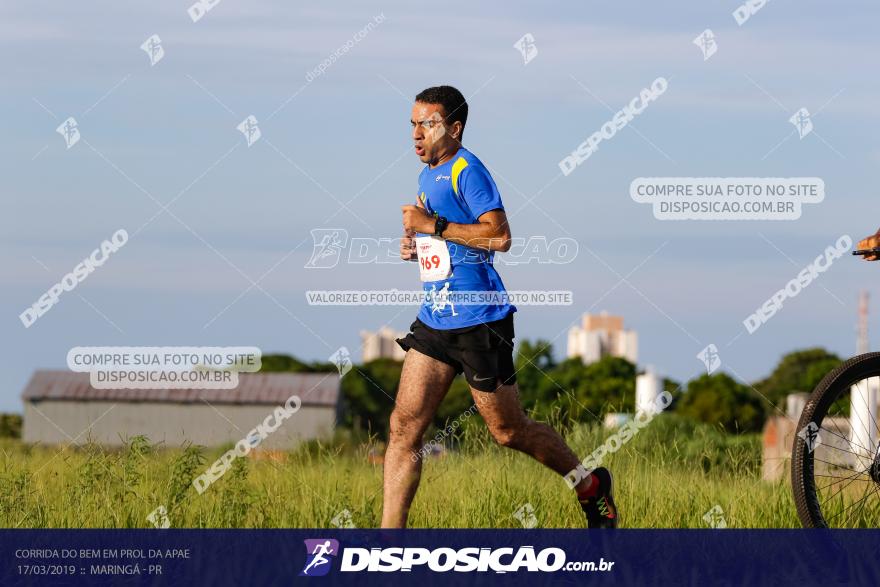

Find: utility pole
<box><xmin>858</xmin><ymin>290</ymin><xmax>869</xmax><ymax>354</ymax></box>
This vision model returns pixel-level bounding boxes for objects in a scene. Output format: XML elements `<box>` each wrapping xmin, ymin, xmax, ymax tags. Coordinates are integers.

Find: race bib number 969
<box><xmin>415</xmin><ymin>236</ymin><xmax>451</xmax><ymax>282</ymax></box>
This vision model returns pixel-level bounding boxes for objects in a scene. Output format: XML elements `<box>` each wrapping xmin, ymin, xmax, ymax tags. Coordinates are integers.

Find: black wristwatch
<box><xmin>433</xmin><ymin>215</ymin><xmax>449</xmax><ymax>237</ymax></box>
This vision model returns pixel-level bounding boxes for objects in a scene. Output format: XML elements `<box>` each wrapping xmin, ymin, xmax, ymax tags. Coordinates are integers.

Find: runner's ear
<box><xmin>449</xmin><ymin>120</ymin><xmax>463</xmax><ymax>140</ymax></box>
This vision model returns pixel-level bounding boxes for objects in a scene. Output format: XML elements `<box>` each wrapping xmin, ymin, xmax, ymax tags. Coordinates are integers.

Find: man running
<box><xmin>382</xmin><ymin>85</ymin><xmax>617</xmax><ymax>529</ymax></box>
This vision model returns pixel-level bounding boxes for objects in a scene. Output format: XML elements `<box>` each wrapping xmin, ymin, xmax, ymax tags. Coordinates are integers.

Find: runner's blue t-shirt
<box><xmin>413</xmin><ymin>147</ymin><xmax>516</xmax><ymax>329</ymax></box>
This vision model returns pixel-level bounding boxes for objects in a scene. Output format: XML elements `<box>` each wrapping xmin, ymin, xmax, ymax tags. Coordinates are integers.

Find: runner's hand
<box><xmin>401</xmin><ymin>205</ymin><xmax>434</xmax><ymax>234</ymax></box>
<box><xmin>400</xmin><ymin>229</ymin><xmax>417</xmax><ymax>261</ymax></box>
<box><xmin>857</xmin><ymin>229</ymin><xmax>880</xmax><ymax>261</ymax></box>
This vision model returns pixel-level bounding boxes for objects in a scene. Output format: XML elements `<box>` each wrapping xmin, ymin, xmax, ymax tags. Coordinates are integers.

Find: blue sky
<box><xmin>2</xmin><ymin>1</ymin><xmax>879</xmax><ymax>412</ymax></box>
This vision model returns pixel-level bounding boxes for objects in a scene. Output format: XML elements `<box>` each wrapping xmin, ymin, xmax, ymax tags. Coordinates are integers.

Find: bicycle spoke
<box><xmin>820</xmin><ymin>469</ymin><xmax>871</xmax><ymax>509</ymax></box>
<box><xmin>828</xmin><ymin>481</ymin><xmax>877</xmax><ymax>526</ymax></box>
<box><xmin>820</xmin><ymin>420</ymin><xmax>873</xmax><ymax>457</ymax></box>
<box><xmin>814</xmin><ymin>435</ymin><xmax>874</xmax><ymax>462</ymax></box>
<box><xmin>812</xmin><ymin>456</ymin><xmax>863</xmax><ymax>476</ymax></box>
<box><xmin>843</xmin><ymin>485</ymin><xmax>880</xmax><ymax>528</ymax></box>
<box><xmin>816</xmin><ymin>466</ymin><xmax>868</xmax><ymax>493</ymax></box>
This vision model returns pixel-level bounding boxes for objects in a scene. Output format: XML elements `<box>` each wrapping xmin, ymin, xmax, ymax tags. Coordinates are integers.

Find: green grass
<box><xmin>0</xmin><ymin>415</ymin><xmax>801</xmax><ymax>528</ymax></box>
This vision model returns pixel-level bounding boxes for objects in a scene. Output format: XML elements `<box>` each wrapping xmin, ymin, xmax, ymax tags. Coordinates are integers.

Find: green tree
<box><xmin>259</xmin><ymin>354</ymin><xmax>311</xmax><ymax>372</ymax></box>
<box><xmin>520</xmin><ymin>352</ymin><xmax>635</xmax><ymax>425</ymax></box>
<box><xmin>0</xmin><ymin>414</ymin><xmax>22</xmax><ymax>439</ymax></box>
<box><xmin>338</xmin><ymin>358</ymin><xmax>402</xmax><ymax>436</ymax></box>
<box><xmin>678</xmin><ymin>373</ymin><xmax>764</xmax><ymax>433</ymax></box>
<box><xmin>663</xmin><ymin>377</ymin><xmax>683</xmax><ymax>411</ymax></box>
<box><xmin>581</xmin><ymin>356</ymin><xmax>637</xmax><ymax>415</ymax></box>
<box><xmin>514</xmin><ymin>339</ymin><xmax>557</xmax><ymax>411</ymax></box>
<box><xmin>754</xmin><ymin>348</ymin><xmax>841</xmax><ymax>413</ymax></box>
<box><xmin>527</xmin><ymin>356</ymin><xmax>585</xmax><ymax>420</ymax></box>
<box><xmin>435</xmin><ymin>376</ymin><xmax>474</xmax><ymax>428</ymax></box>
<box><xmin>260</xmin><ymin>353</ymin><xmax>336</xmax><ymax>373</ymax></box>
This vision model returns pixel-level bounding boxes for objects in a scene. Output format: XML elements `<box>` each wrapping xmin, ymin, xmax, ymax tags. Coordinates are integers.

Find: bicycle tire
<box><xmin>792</xmin><ymin>352</ymin><xmax>880</xmax><ymax>527</ymax></box>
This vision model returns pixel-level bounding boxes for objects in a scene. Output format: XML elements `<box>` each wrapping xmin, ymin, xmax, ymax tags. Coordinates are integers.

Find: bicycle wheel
<box><xmin>792</xmin><ymin>352</ymin><xmax>880</xmax><ymax>527</ymax></box>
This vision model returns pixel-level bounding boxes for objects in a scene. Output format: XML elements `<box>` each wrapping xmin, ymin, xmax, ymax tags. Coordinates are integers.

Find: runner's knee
<box><xmin>489</xmin><ymin>419</ymin><xmax>528</xmax><ymax>448</ymax></box>
<box><xmin>388</xmin><ymin>409</ymin><xmax>426</xmax><ymax>446</ymax></box>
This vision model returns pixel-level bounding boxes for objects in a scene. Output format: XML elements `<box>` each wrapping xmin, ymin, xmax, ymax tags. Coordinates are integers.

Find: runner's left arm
<box><xmin>400</xmin><ymin>163</ymin><xmax>512</xmax><ymax>252</ymax></box>
<box><xmin>438</xmin><ymin>209</ymin><xmax>511</xmax><ymax>252</ymax></box>
<box><xmin>400</xmin><ymin>206</ymin><xmax>511</xmax><ymax>252</ymax></box>
<box><xmin>445</xmin><ymin>162</ymin><xmax>511</xmax><ymax>252</ymax></box>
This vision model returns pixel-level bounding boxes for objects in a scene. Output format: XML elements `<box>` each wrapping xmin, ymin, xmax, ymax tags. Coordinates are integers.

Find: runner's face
<box><xmin>411</xmin><ymin>102</ymin><xmax>452</xmax><ymax>164</ymax></box>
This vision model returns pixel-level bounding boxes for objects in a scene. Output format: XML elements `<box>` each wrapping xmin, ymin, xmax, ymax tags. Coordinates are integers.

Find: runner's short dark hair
<box><xmin>415</xmin><ymin>85</ymin><xmax>468</xmax><ymax>131</ymax></box>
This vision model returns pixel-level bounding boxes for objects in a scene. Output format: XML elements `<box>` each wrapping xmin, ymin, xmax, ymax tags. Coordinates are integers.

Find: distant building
<box><xmin>360</xmin><ymin>326</ymin><xmax>406</xmax><ymax>362</ymax></box>
<box><xmin>567</xmin><ymin>312</ymin><xmax>638</xmax><ymax>365</ymax></box>
<box><xmin>762</xmin><ymin>393</ymin><xmax>820</xmax><ymax>482</ymax></box>
<box><xmin>20</xmin><ymin>370</ymin><xmax>339</xmax><ymax>448</ymax></box>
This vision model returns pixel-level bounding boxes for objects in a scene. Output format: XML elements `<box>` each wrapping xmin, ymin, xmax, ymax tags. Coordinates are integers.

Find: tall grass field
<box><xmin>0</xmin><ymin>415</ymin><xmax>801</xmax><ymax>528</ymax></box>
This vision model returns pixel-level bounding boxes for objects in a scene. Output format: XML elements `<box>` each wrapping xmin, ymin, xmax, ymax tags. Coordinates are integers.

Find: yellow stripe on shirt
<box><xmin>451</xmin><ymin>157</ymin><xmax>469</xmax><ymax>197</ymax></box>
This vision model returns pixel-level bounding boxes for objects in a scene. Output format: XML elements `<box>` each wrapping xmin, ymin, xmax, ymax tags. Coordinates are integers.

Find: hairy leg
<box><xmin>381</xmin><ymin>349</ymin><xmax>456</xmax><ymax>528</ymax></box>
<box><xmin>471</xmin><ymin>383</ymin><xmax>590</xmax><ymax>491</ymax></box>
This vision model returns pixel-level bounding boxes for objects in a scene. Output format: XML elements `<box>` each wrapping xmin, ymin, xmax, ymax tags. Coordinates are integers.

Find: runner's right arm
<box><xmin>400</xmin><ymin>229</ymin><xmax>417</xmax><ymax>261</ymax></box>
<box><xmin>399</xmin><ymin>199</ymin><xmax>425</xmax><ymax>261</ymax></box>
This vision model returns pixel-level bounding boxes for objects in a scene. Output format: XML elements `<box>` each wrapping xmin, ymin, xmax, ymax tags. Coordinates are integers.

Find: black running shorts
<box><xmin>396</xmin><ymin>313</ymin><xmax>517</xmax><ymax>392</ymax></box>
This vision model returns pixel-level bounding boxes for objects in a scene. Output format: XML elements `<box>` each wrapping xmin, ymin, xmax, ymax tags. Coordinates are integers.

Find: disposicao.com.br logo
<box><xmin>299</xmin><ymin>539</ymin><xmax>613</xmax><ymax>575</ymax></box>
<box><xmin>300</xmin><ymin>539</ymin><xmax>340</xmax><ymax>577</ymax></box>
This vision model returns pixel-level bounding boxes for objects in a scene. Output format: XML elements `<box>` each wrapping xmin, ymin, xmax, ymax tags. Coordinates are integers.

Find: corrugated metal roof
<box><xmin>21</xmin><ymin>370</ymin><xmax>339</xmax><ymax>407</ymax></box>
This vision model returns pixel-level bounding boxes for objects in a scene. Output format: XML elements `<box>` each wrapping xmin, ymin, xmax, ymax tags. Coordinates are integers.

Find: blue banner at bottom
<box><xmin>0</xmin><ymin>529</ymin><xmax>873</xmax><ymax>586</ymax></box>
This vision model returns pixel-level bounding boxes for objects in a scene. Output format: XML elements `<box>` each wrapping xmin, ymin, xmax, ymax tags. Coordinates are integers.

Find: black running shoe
<box><xmin>580</xmin><ymin>467</ymin><xmax>618</xmax><ymax>528</ymax></box>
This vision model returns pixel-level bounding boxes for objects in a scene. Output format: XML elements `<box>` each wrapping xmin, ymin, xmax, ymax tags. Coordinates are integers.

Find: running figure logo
<box><xmin>513</xmin><ymin>33</ymin><xmax>538</xmax><ymax>65</ymax></box>
<box><xmin>696</xmin><ymin>344</ymin><xmax>721</xmax><ymax>374</ymax></box>
<box><xmin>789</xmin><ymin>108</ymin><xmax>813</xmax><ymax>139</ymax></box>
<box><xmin>56</xmin><ymin>117</ymin><xmax>80</xmax><ymax>149</ymax></box>
<box><xmin>702</xmin><ymin>505</ymin><xmax>727</xmax><ymax>528</ymax></box>
<box><xmin>797</xmin><ymin>422</ymin><xmax>822</xmax><ymax>453</ymax></box>
<box><xmin>140</xmin><ymin>34</ymin><xmax>165</xmax><ymax>66</ymax></box>
<box><xmin>306</xmin><ymin>229</ymin><xmax>348</xmax><ymax>268</ymax></box>
<box><xmin>237</xmin><ymin>115</ymin><xmax>262</xmax><ymax>146</ymax></box>
<box><xmin>300</xmin><ymin>539</ymin><xmax>339</xmax><ymax>577</ymax></box>
<box><xmin>328</xmin><ymin>347</ymin><xmax>352</xmax><ymax>378</ymax></box>
<box><xmin>692</xmin><ymin>29</ymin><xmax>717</xmax><ymax>61</ymax></box>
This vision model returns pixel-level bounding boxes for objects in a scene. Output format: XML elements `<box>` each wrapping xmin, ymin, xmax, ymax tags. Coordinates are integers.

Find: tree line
<box><xmin>259</xmin><ymin>343</ymin><xmax>842</xmax><ymax>438</ymax></box>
